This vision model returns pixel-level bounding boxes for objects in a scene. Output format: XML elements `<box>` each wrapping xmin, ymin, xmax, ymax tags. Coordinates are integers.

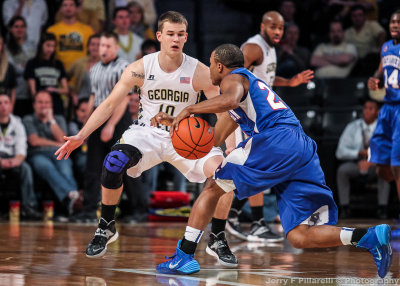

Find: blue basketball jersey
<box><xmin>228</xmin><ymin>68</ymin><xmax>299</xmax><ymax>136</ymax></box>
<box><xmin>382</xmin><ymin>40</ymin><xmax>400</xmax><ymax>103</ymax></box>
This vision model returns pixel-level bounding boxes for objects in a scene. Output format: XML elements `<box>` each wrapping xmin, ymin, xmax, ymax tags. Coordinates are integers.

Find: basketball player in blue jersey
<box><xmin>368</xmin><ymin>10</ymin><xmax>400</xmax><ymax>237</ymax></box>
<box><xmin>228</xmin><ymin>11</ymin><xmax>314</xmax><ymax>242</ymax></box>
<box><xmin>156</xmin><ymin>44</ymin><xmax>392</xmax><ymax>278</ymax></box>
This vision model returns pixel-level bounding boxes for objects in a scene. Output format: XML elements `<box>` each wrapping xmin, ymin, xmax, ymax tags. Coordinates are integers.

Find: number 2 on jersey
<box><xmin>385</xmin><ymin>69</ymin><xmax>399</xmax><ymax>89</ymax></box>
<box><xmin>257</xmin><ymin>81</ymin><xmax>287</xmax><ymax>110</ymax></box>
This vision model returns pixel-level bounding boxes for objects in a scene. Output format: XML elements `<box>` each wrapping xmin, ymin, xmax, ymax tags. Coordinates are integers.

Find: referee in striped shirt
<box><xmin>71</xmin><ymin>31</ymin><xmax>133</xmax><ymax>222</ymax></box>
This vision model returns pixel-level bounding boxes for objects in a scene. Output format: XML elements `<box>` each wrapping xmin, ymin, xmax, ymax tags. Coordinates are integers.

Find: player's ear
<box><xmin>184</xmin><ymin>32</ymin><xmax>188</xmax><ymax>43</ymax></box>
<box><xmin>156</xmin><ymin>31</ymin><xmax>162</xmax><ymax>42</ymax></box>
<box><xmin>217</xmin><ymin>63</ymin><xmax>223</xmax><ymax>73</ymax></box>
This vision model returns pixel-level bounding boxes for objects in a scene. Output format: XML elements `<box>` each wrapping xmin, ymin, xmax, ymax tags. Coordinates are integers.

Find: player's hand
<box><xmin>170</xmin><ymin>109</ymin><xmax>191</xmax><ymax>136</ymax></box>
<box><xmin>368</xmin><ymin>77</ymin><xmax>380</xmax><ymax>91</ymax></box>
<box><xmin>290</xmin><ymin>70</ymin><xmax>314</xmax><ymax>86</ymax></box>
<box><xmin>151</xmin><ymin>112</ymin><xmax>174</xmax><ymax>127</ymax></box>
<box><xmin>100</xmin><ymin>124</ymin><xmax>114</xmax><ymax>142</ymax></box>
<box><xmin>55</xmin><ymin>135</ymin><xmax>85</xmax><ymax>160</ymax></box>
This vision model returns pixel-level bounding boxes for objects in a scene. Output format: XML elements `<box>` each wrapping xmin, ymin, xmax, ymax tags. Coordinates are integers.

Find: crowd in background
<box><xmin>0</xmin><ymin>0</ymin><xmax>396</xmax><ymax>222</ymax></box>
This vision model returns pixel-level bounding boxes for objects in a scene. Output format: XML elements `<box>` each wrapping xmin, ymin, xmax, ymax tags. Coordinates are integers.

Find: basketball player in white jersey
<box><xmin>227</xmin><ymin>11</ymin><xmax>315</xmax><ymax>242</ymax></box>
<box><xmin>55</xmin><ymin>11</ymin><xmax>238</xmax><ymax>267</ymax></box>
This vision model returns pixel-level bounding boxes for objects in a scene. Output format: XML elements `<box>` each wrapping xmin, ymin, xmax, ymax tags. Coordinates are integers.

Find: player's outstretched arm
<box><xmin>274</xmin><ymin>69</ymin><xmax>314</xmax><ymax>87</ymax></box>
<box><xmin>55</xmin><ymin>59</ymin><xmax>145</xmax><ymax>160</ymax></box>
<box><xmin>170</xmin><ymin>74</ymin><xmax>245</xmax><ymax>133</ymax></box>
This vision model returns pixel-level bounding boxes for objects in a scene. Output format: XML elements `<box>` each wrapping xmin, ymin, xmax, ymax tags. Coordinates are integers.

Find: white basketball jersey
<box><xmin>140</xmin><ymin>52</ymin><xmax>199</xmax><ymax>131</ymax></box>
<box><xmin>241</xmin><ymin>34</ymin><xmax>276</xmax><ymax>86</ymax></box>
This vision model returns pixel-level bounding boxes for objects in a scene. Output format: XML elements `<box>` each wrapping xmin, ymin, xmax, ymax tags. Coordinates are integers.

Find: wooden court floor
<box><xmin>0</xmin><ymin>219</ymin><xmax>399</xmax><ymax>286</ymax></box>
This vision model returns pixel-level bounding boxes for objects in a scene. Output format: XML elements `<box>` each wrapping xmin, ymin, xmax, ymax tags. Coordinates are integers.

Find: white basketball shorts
<box><xmin>120</xmin><ymin>124</ymin><xmax>223</xmax><ymax>183</ymax></box>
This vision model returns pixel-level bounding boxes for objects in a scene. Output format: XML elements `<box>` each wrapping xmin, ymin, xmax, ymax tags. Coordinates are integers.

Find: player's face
<box><xmin>99</xmin><ymin>37</ymin><xmax>119</xmax><ymax>64</ymax></box>
<box><xmin>362</xmin><ymin>101</ymin><xmax>379</xmax><ymax>124</ymax></box>
<box><xmin>389</xmin><ymin>13</ymin><xmax>400</xmax><ymax>42</ymax></box>
<box><xmin>261</xmin><ymin>18</ymin><xmax>284</xmax><ymax>46</ymax></box>
<box><xmin>0</xmin><ymin>95</ymin><xmax>11</xmax><ymax>118</ymax></box>
<box><xmin>157</xmin><ymin>22</ymin><xmax>187</xmax><ymax>54</ymax></box>
<box><xmin>209</xmin><ymin>51</ymin><xmax>221</xmax><ymax>86</ymax></box>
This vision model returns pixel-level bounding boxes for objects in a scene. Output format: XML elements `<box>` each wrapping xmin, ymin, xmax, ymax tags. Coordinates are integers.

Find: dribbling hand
<box><xmin>170</xmin><ymin>109</ymin><xmax>191</xmax><ymax>136</ymax></box>
<box><xmin>54</xmin><ymin>135</ymin><xmax>85</xmax><ymax>160</ymax></box>
<box><xmin>150</xmin><ymin>112</ymin><xmax>174</xmax><ymax>127</ymax></box>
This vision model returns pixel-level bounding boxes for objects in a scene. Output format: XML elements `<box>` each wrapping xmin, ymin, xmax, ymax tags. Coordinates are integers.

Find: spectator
<box><xmin>6</xmin><ymin>16</ymin><xmax>36</xmax><ymax>118</ymax></box>
<box><xmin>55</xmin><ymin>0</ymin><xmax>105</xmax><ymax>34</ymax></box>
<box><xmin>276</xmin><ymin>23</ymin><xmax>311</xmax><ymax>78</ymax></box>
<box><xmin>328</xmin><ymin>0</ymin><xmax>379</xmax><ymax>21</ymax></box>
<box><xmin>68</xmin><ymin>98</ymin><xmax>89</xmax><ymax>185</ymax></box>
<box><xmin>345</xmin><ymin>5</ymin><xmax>385</xmax><ymax>76</ymax></box>
<box><xmin>47</xmin><ymin>0</ymin><xmax>94</xmax><ymax>70</ymax></box>
<box><xmin>279</xmin><ymin>0</ymin><xmax>297</xmax><ymax>27</ymax></box>
<box><xmin>67</xmin><ymin>34</ymin><xmax>100</xmax><ymax>105</ymax></box>
<box><xmin>24</xmin><ymin>33</ymin><xmax>68</xmax><ymax>116</ymax></box>
<box><xmin>109</xmin><ymin>0</ymin><xmax>157</xmax><ymax>30</ymax></box>
<box><xmin>2</xmin><ymin>0</ymin><xmax>48</xmax><ymax>48</ymax></box>
<box><xmin>127</xmin><ymin>2</ymin><xmax>155</xmax><ymax>40</ymax></box>
<box><xmin>336</xmin><ymin>99</ymin><xmax>390</xmax><ymax>219</ymax></box>
<box><xmin>311</xmin><ymin>20</ymin><xmax>358</xmax><ymax>78</ymax></box>
<box><xmin>0</xmin><ymin>36</ymin><xmax>16</xmax><ymax>107</ymax></box>
<box><xmin>128</xmin><ymin>90</ymin><xmax>140</xmax><ymax>121</ymax></box>
<box><xmin>113</xmin><ymin>7</ymin><xmax>144</xmax><ymax>62</ymax></box>
<box><xmin>136</xmin><ymin>39</ymin><xmax>158</xmax><ymax>60</ymax></box>
<box><xmin>0</xmin><ymin>93</ymin><xmax>41</xmax><ymax>220</ymax></box>
<box><xmin>23</xmin><ymin>90</ymin><xmax>79</xmax><ymax>216</ymax></box>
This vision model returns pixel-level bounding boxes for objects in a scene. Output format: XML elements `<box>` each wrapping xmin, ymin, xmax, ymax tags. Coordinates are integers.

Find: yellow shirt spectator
<box><xmin>47</xmin><ymin>22</ymin><xmax>94</xmax><ymax>70</ymax></box>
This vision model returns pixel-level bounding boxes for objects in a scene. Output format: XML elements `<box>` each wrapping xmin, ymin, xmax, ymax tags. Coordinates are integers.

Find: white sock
<box><xmin>184</xmin><ymin>226</ymin><xmax>204</xmax><ymax>243</ymax></box>
<box><xmin>340</xmin><ymin>227</ymin><xmax>355</xmax><ymax>245</ymax></box>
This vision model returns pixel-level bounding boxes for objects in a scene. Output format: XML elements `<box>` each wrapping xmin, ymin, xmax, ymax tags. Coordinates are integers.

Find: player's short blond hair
<box><xmin>157</xmin><ymin>11</ymin><xmax>188</xmax><ymax>32</ymax></box>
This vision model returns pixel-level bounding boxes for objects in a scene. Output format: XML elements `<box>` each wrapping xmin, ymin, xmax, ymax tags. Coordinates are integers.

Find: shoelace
<box><xmin>165</xmin><ymin>253</ymin><xmax>177</xmax><ymax>260</ymax></box>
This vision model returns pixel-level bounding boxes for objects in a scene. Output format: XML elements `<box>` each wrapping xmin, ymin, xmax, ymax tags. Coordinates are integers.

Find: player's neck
<box><xmin>158</xmin><ymin>51</ymin><xmax>183</xmax><ymax>73</ymax></box>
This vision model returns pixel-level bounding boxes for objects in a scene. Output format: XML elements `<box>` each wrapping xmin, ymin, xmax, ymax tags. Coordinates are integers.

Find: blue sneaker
<box><xmin>357</xmin><ymin>224</ymin><xmax>393</xmax><ymax>278</ymax></box>
<box><xmin>156</xmin><ymin>240</ymin><xmax>200</xmax><ymax>275</ymax></box>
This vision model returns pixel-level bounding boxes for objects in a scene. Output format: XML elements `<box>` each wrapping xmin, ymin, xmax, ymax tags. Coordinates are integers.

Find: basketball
<box><xmin>171</xmin><ymin>117</ymin><xmax>214</xmax><ymax>160</ymax></box>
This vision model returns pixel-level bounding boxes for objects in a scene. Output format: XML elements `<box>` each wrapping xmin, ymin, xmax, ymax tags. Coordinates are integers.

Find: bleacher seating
<box><xmin>322</xmin><ymin>78</ymin><xmax>368</xmax><ymax>107</ymax></box>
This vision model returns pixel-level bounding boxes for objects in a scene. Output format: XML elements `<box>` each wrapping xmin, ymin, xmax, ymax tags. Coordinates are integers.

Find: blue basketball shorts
<box><xmin>214</xmin><ymin>124</ymin><xmax>338</xmax><ymax>235</ymax></box>
<box><xmin>369</xmin><ymin>103</ymin><xmax>400</xmax><ymax>166</ymax></box>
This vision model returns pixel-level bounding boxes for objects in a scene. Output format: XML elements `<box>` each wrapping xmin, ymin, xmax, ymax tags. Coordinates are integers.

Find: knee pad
<box><xmin>101</xmin><ymin>144</ymin><xmax>142</xmax><ymax>189</ymax></box>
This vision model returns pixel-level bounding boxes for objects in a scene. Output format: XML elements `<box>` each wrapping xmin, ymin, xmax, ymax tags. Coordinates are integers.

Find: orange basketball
<box><xmin>171</xmin><ymin>117</ymin><xmax>214</xmax><ymax>160</ymax></box>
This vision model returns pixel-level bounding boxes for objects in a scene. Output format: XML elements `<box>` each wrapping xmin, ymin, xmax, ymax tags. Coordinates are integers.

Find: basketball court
<box><xmin>1</xmin><ymin>219</ymin><xmax>399</xmax><ymax>285</ymax></box>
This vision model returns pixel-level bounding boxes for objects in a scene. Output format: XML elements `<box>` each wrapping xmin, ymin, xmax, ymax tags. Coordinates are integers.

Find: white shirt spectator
<box><xmin>0</xmin><ymin>114</ymin><xmax>27</xmax><ymax>157</ymax></box>
<box><xmin>2</xmin><ymin>0</ymin><xmax>48</xmax><ymax>48</ymax></box>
